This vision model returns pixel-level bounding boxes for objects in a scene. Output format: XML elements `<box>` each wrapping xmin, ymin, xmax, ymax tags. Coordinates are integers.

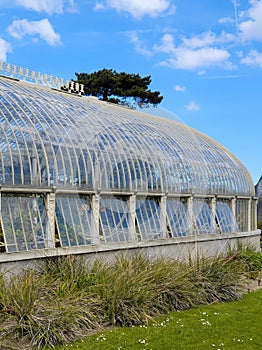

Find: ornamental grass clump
<box><xmin>0</xmin><ymin>251</ymin><xmax>251</xmax><ymax>349</ymax></box>
<box><xmin>236</xmin><ymin>249</ymin><xmax>262</xmax><ymax>279</ymax></box>
<box><xmin>146</xmin><ymin>257</ymin><xmax>199</xmax><ymax>312</ymax></box>
<box><xmin>97</xmin><ymin>254</ymin><xmax>198</xmax><ymax>325</ymax></box>
<box><xmin>44</xmin><ymin>255</ymin><xmax>98</xmax><ymax>292</ymax></box>
<box><xmin>0</xmin><ymin>266</ymin><xmax>103</xmax><ymax>349</ymax></box>
<box><xmin>0</xmin><ymin>271</ymin><xmax>46</xmax><ymax>347</ymax></box>
<box><xmin>95</xmin><ymin>254</ymin><xmax>161</xmax><ymax>326</ymax></box>
<box><xmin>188</xmin><ymin>255</ymin><xmax>244</xmax><ymax>304</ymax></box>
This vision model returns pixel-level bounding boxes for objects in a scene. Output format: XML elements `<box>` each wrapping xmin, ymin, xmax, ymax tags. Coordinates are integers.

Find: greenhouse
<box><xmin>0</xmin><ymin>63</ymin><xmax>260</xmax><ymax>266</ymax></box>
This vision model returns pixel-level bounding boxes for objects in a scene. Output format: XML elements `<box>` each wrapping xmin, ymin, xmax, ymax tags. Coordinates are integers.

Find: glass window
<box><xmin>216</xmin><ymin>199</ymin><xmax>239</xmax><ymax>233</ymax></box>
<box><xmin>55</xmin><ymin>194</ymin><xmax>97</xmax><ymax>247</ymax></box>
<box><xmin>236</xmin><ymin>199</ymin><xmax>249</xmax><ymax>232</ymax></box>
<box><xmin>1</xmin><ymin>193</ymin><xmax>49</xmax><ymax>252</ymax></box>
<box><xmin>193</xmin><ymin>198</ymin><xmax>218</xmax><ymax>235</ymax></box>
<box><xmin>136</xmin><ymin>196</ymin><xmax>168</xmax><ymax>240</ymax></box>
<box><xmin>251</xmin><ymin>199</ymin><xmax>257</xmax><ymax>231</ymax></box>
<box><xmin>166</xmin><ymin>198</ymin><xmax>194</xmax><ymax>237</ymax></box>
<box><xmin>99</xmin><ymin>195</ymin><xmax>135</xmax><ymax>242</ymax></box>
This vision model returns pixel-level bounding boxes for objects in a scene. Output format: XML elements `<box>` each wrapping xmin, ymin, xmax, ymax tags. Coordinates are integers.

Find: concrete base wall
<box><xmin>0</xmin><ymin>230</ymin><xmax>260</xmax><ymax>276</ymax></box>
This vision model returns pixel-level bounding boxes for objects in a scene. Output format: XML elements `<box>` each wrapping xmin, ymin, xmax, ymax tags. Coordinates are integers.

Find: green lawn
<box><xmin>55</xmin><ymin>289</ymin><xmax>262</xmax><ymax>350</ymax></box>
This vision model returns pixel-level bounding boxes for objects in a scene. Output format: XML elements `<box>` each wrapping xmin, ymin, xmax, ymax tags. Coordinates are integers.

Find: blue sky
<box><xmin>0</xmin><ymin>0</ymin><xmax>261</xmax><ymax>184</ymax></box>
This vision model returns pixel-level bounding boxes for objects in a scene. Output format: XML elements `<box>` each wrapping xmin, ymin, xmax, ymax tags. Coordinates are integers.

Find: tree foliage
<box><xmin>74</xmin><ymin>69</ymin><xmax>163</xmax><ymax>108</ymax></box>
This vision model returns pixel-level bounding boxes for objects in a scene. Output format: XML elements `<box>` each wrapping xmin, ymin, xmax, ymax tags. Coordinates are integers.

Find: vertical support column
<box><xmin>160</xmin><ymin>194</ymin><xmax>168</xmax><ymax>237</ymax></box>
<box><xmin>230</xmin><ymin>196</ymin><xmax>238</xmax><ymax>232</ymax></box>
<box><xmin>188</xmin><ymin>195</ymin><xmax>198</xmax><ymax>257</ymax></box>
<box><xmin>129</xmin><ymin>194</ymin><xmax>137</xmax><ymax>241</ymax></box>
<box><xmin>211</xmin><ymin>197</ymin><xmax>217</xmax><ymax>233</ymax></box>
<box><xmin>92</xmin><ymin>193</ymin><xmax>101</xmax><ymax>244</ymax></box>
<box><xmin>211</xmin><ymin>197</ymin><xmax>216</xmax><ymax>218</ymax></box>
<box><xmin>254</xmin><ymin>198</ymin><xmax>258</xmax><ymax>230</ymax></box>
<box><xmin>46</xmin><ymin>192</ymin><xmax>56</xmax><ymax>248</ymax></box>
<box><xmin>231</xmin><ymin>197</ymin><xmax>236</xmax><ymax>218</ymax></box>
<box><xmin>187</xmin><ymin>195</ymin><xmax>195</xmax><ymax>235</ymax></box>
<box><xmin>248</xmin><ymin>197</ymin><xmax>252</xmax><ymax>232</ymax></box>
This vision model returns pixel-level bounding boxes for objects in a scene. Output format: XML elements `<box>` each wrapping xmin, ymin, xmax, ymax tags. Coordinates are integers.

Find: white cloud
<box><xmin>153</xmin><ymin>32</ymin><xmax>232</xmax><ymax>70</ymax></box>
<box><xmin>16</xmin><ymin>0</ymin><xmax>63</xmax><ymax>14</ymax></box>
<box><xmin>201</xmin><ymin>73</ymin><xmax>244</xmax><ymax>79</ymax></box>
<box><xmin>140</xmin><ymin>31</ymin><xmax>231</xmax><ymax>70</ymax></box>
<box><xmin>182</xmin><ymin>31</ymin><xmax>235</xmax><ymax>49</ymax></box>
<box><xmin>94</xmin><ymin>2</ymin><xmax>105</xmax><ymax>11</ymax></box>
<box><xmin>8</xmin><ymin>18</ymin><xmax>61</xmax><ymax>46</ymax></box>
<box><xmin>219</xmin><ymin>17</ymin><xmax>235</xmax><ymax>24</ymax></box>
<box><xmin>239</xmin><ymin>0</ymin><xmax>262</xmax><ymax>41</ymax></box>
<box><xmin>174</xmin><ymin>84</ymin><xmax>186</xmax><ymax>92</ymax></box>
<box><xmin>0</xmin><ymin>38</ymin><xmax>11</xmax><ymax>61</ymax></box>
<box><xmin>154</xmin><ymin>31</ymin><xmax>234</xmax><ymax>55</ymax></box>
<box><xmin>240</xmin><ymin>49</ymin><xmax>262</xmax><ymax>67</ymax></box>
<box><xmin>128</xmin><ymin>31</ymin><xmax>153</xmax><ymax>57</ymax></box>
<box><xmin>0</xmin><ymin>0</ymin><xmax>76</xmax><ymax>15</ymax></box>
<box><xmin>185</xmin><ymin>101</ymin><xmax>200</xmax><ymax>111</ymax></box>
<box><xmin>160</xmin><ymin>46</ymin><xmax>231</xmax><ymax>70</ymax></box>
<box><xmin>182</xmin><ymin>32</ymin><xmax>216</xmax><ymax>49</ymax></box>
<box><xmin>153</xmin><ymin>33</ymin><xmax>176</xmax><ymax>53</ymax></box>
<box><xmin>95</xmin><ymin>0</ymin><xmax>175</xmax><ymax>19</ymax></box>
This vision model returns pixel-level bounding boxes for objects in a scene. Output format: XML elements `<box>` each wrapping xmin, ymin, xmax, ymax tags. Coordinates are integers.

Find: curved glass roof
<box><xmin>0</xmin><ymin>76</ymin><xmax>254</xmax><ymax>196</ymax></box>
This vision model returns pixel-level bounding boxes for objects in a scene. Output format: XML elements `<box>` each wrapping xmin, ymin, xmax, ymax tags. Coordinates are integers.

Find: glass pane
<box><xmin>236</xmin><ymin>199</ymin><xmax>249</xmax><ymax>232</ymax></box>
<box><xmin>167</xmin><ymin>198</ymin><xmax>194</xmax><ymax>237</ymax></box>
<box><xmin>216</xmin><ymin>199</ymin><xmax>239</xmax><ymax>233</ymax></box>
<box><xmin>1</xmin><ymin>193</ymin><xmax>49</xmax><ymax>252</ymax></box>
<box><xmin>100</xmin><ymin>196</ymin><xmax>135</xmax><ymax>242</ymax></box>
<box><xmin>193</xmin><ymin>198</ymin><xmax>218</xmax><ymax>235</ymax></box>
<box><xmin>55</xmin><ymin>194</ymin><xmax>97</xmax><ymax>247</ymax></box>
<box><xmin>251</xmin><ymin>200</ymin><xmax>257</xmax><ymax>231</ymax></box>
<box><xmin>136</xmin><ymin>196</ymin><xmax>168</xmax><ymax>240</ymax></box>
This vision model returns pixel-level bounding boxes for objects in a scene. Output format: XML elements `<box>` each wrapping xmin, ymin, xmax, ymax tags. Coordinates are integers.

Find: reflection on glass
<box><xmin>167</xmin><ymin>198</ymin><xmax>194</xmax><ymax>237</ymax></box>
<box><xmin>193</xmin><ymin>198</ymin><xmax>218</xmax><ymax>235</ymax></box>
<box><xmin>99</xmin><ymin>195</ymin><xmax>135</xmax><ymax>242</ymax></box>
<box><xmin>55</xmin><ymin>194</ymin><xmax>97</xmax><ymax>247</ymax></box>
<box><xmin>236</xmin><ymin>199</ymin><xmax>249</xmax><ymax>232</ymax></box>
<box><xmin>1</xmin><ymin>193</ymin><xmax>49</xmax><ymax>252</ymax></box>
<box><xmin>136</xmin><ymin>196</ymin><xmax>168</xmax><ymax>240</ymax></box>
<box><xmin>216</xmin><ymin>199</ymin><xmax>239</xmax><ymax>233</ymax></box>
